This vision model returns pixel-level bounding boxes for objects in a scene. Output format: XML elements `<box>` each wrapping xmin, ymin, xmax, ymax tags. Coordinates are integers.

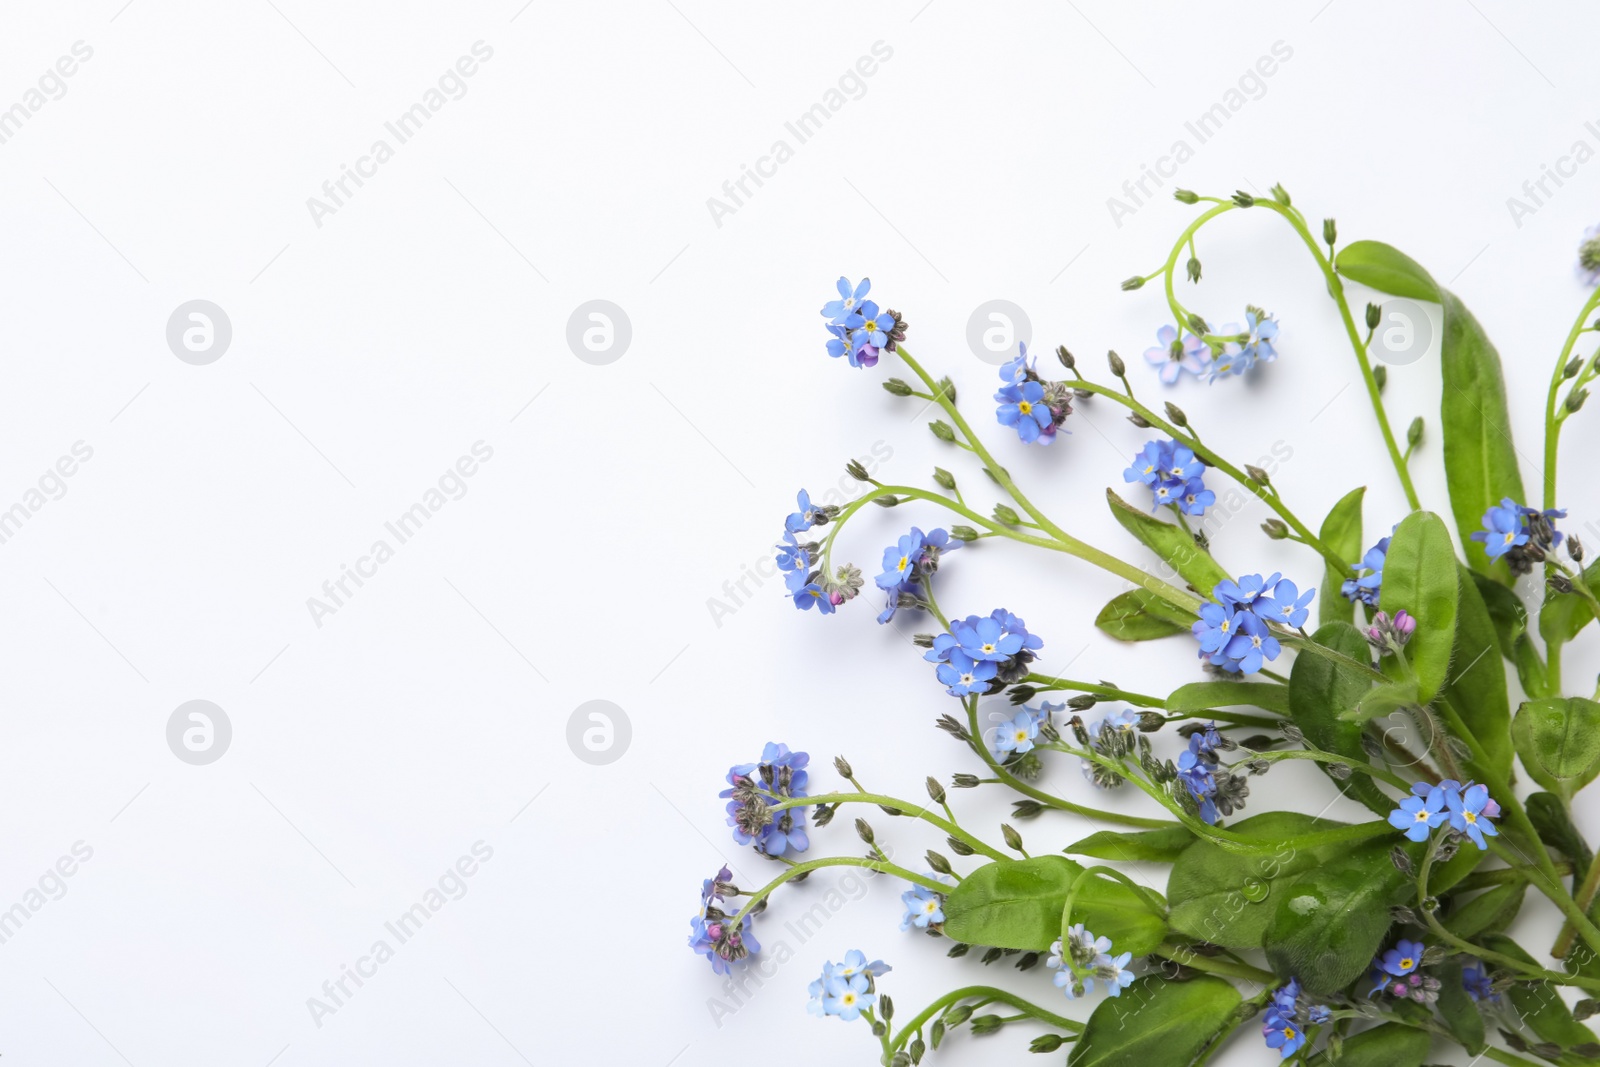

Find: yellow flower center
<box><xmin>1018</xmin><ymin>400</ymin><xmax>1033</xmax><ymax>415</ymax></box>
<box><xmin>1400</xmin><ymin>957</ymin><xmax>1414</xmax><ymax>969</ymax></box>
<box><xmin>1464</xmin><ymin>811</ymin><xmax>1477</xmax><ymax>824</ymax></box>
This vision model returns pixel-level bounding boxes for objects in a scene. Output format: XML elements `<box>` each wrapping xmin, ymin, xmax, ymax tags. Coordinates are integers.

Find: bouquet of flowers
<box><xmin>686</xmin><ymin>186</ymin><xmax>1600</xmax><ymax>1066</ymax></box>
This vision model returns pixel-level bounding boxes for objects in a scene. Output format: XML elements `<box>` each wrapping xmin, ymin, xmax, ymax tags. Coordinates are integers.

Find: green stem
<box><xmin>1553</xmin><ymin>846</ymin><xmax>1600</xmax><ymax>959</ymax></box>
<box><xmin>1020</xmin><ymin>673</ymin><xmax>1165</xmax><ymax>708</ymax></box>
<box><xmin>1543</xmin><ymin>286</ymin><xmax>1600</xmax><ymax>510</ymax></box>
<box><xmin>766</xmin><ymin>792</ymin><xmax>1007</xmax><ymax>861</ymax></box>
<box><xmin>888</xmin><ymin>986</ymin><xmax>1082</xmax><ymax>1051</ymax></box>
<box><xmin>731</xmin><ymin>856</ymin><xmax>944</xmax><ymax>925</ymax></box>
<box><xmin>1155</xmin><ymin>941</ymin><xmax>1275</xmax><ymax>984</ymax></box>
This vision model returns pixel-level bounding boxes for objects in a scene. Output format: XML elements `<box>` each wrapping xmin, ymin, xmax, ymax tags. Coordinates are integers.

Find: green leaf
<box><xmin>1165</xmin><ymin>680</ymin><xmax>1290</xmax><ymax>716</ymax></box>
<box><xmin>1096</xmin><ymin>589</ymin><xmax>1193</xmax><ymax>641</ymax></box>
<box><xmin>1484</xmin><ymin>935</ymin><xmax>1600</xmax><ymax>1055</ymax></box>
<box><xmin>1378</xmin><ymin>511</ymin><xmax>1459</xmax><ymax>703</ymax></box>
<box><xmin>1335</xmin><ymin>242</ymin><xmax>1527</xmax><ymax>581</ymax></box>
<box><xmin>1541</xmin><ymin>558</ymin><xmax>1600</xmax><ymax>645</ymax></box>
<box><xmin>1444</xmin><ymin>881</ymin><xmax>1527</xmax><ymax>940</ymax></box>
<box><xmin>1067</xmin><ymin>826</ymin><xmax>1196</xmax><ymax>864</ymax></box>
<box><xmin>1513</xmin><ymin>698</ymin><xmax>1600</xmax><ymax>802</ymax></box>
<box><xmin>1262</xmin><ymin>847</ymin><xmax>1409</xmax><ymax>996</ymax></box>
<box><xmin>1526</xmin><ymin>791</ymin><xmax>1593</xmax><ymax>872</ymax></box>
<box><xmin>1307</xmin><ymin>1021</ymin><xmax>1432</xmax><ymax>1067</ymax></box>
<box><xmin>1435</xmin><ymin>959</ymin><xmax>1487</xmax><ymax>1054</ymax></box>
<box><xmin>1288</xmin><ymin>622</ymin><xmax>1391</xmax><ymax>816</ymax></box>
<box><xmin>1440</xmin><ymin>565</ymin><xmax>1513</xmax><ymax>782</ymax></box>
<box><xmin>1335</xmin><ymin>240</ymin><xmax>1438</xmax><ymax>301</ymax></box>
<box><xmin>1167</xmin><ymin>812</ymin><xmax>1348</xmax><ymax>950</ymax></box>
<box><xmin>1067</xmin><ymin>975</ymin><xmax>1241</xmax><ymax>1067</ymax></box>
<box><xmin>1472</xmin><ymin>571</ymin><xmax>1549</xmax><ymax>698</ymax></box>
<box><xmin>1107</xmin><ymin>488</ymin><xmax>1229</xmax><ymax>600</ymax></box>
<box><xmin>943</xmin><ymin>856</ymin><xmax>1166</xmax><ymax>956</ymax></box>
<box><xmin>1317</xmin><ymin>486</ymin><xmax>1365</xmax><ymax>627</ymax></box>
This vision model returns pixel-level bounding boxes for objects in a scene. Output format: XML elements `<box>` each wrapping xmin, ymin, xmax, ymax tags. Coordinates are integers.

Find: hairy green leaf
<box><xmin>1067</xmin><ymin>826</ymin><xmax>1196</xmax><ymax>864</ymax></box>
<box><xmin>1441</xmin><ymin>565</ymin><xmax>1512</xmax><ymax>781</ymax></box>
<box><xmin>1289</xmin><ymin>621</ymin><xmax>1390</xmax><ymax>815</ymax></box>
<box><xmin>1317</xmin><ymin>486</ymin><xmax>1364</xmax><ymax>627</ymax></box>
<box><xmin>1263</xmin><ymin>848</ymin><xmax>1409</xmax><ymax>996</ymax></box>
<box><xmin>1067</xmin><ymin>975</ymin><xmax>1240</xmax><ymax>1067</ymax></box>
<box><xmin>1107</xmin><ymin>488</ymin><xmax>1229</xmax><ymax>600</ymax></box>
<box><xmin>1472</xmin><ymin>571</ymin><xmax>1549</xmax><ymax>698</ymax></box>
<box><xmin>1096</xmin><ymin>589</ymin><xmax>1193</xmax><ymax>642</ymax></box>
<box><xmin>1513</xmin><ymin>698</ymin><xmax>1600</xmax><ymax>802</ymax></box>
<box><xmin>1444</xmin><ymin>881</ymin><xmax>1527</xmax><ymax>940</ymax></box>
<box><xmin>1378</xmin><ymin>511</ymin><xmax>1459</xmax><ymax>703</ymax></box>
<box><xmin>943</xmin><ymin>856</ymin><xmax>1165</xmax><ymax>956</ymax></box>
<box><xmin>1307</xmin><ymin>1021</ymin><xmax>1432</xmax><ymax>1067</ymax></box>
<box><xmin>1165</xmin><ymin>679</ymin><xmax>1290</xmax><ymax>716</ymax></box>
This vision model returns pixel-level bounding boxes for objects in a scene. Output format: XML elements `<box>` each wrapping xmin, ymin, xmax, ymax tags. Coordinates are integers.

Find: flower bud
<box><xmin>927</xmin><ymin>849</ymin><xmax>952</xmax><ymax>874</ymax></box>
<box><xmin>845</xmin><ymin>459</ymin><xmax>870</xmax><ymax>482</ymax></box>
<box><xmin>1328</xmin><ymin>761</ymin><xmax>1352</xmax><ymax>780</ymax></box>
<box><xmin>929</xmin><ymin>420</ymin><xmax>956</xmax><ymax>442</ymax></box>
<box><xmin>1390</xmin><ymin>904</ymin><xmax>1418</xmax><ymax>925</ymax></box>
<box><xmin>1164</xmin><ymin>401</ymin><xmax>1189</xmax><ymax>427</ymax></box>
<box><xmin>1137</xmin><ymin>711</ymin><xmax>1165</xmax><ymax>731</ymax></box>
<box><xmin>1002</xmin><ymin>823</ymin><xmax>1024</xmax><ymax>852</ymax></box>
<box><xmin>944</xmin><ymin>1004</ymin><xmax>974</xmax><ymax>1027</ymax></box>
<box><xmin>1549</xmin><ymin>573</ymin><xmax>1574</xmax><ymax>594</ymax></box>
<box><xmin>1067</xmin><ymin>694</ymin><xmax>1098</xmax><ymax>710</ymax></box>
<box><xmin>871</xmin><ymin>495</ymin><xmax>900</xmax><ymax>507</ymax></box>
<box><xmin>1008</xmin><ymin>684</ymin><xmax>1037</xmax><ymax>704</ymax></box>
<box><xmin>855</xmin><ymin>818</ymin><xmax>875</xmax><ymax>845</ymax></box>
<box><xmin>932</xmin><ymin>467</ymin><xmax>956</xmax><ymax>490</ymax></box>
<box><xmin>970</xmin><ymin>1014</ymin><xmax>1003</xmax><ymax>1035</ymax></box>
<box><xmin>1390</xmin><ymin>846</ymin><xmax>1414</xmax><ymax>874</ymax></box>
<box><xmin>1281</xmin><ymin>724</ymin><xmax>1305</xmax><ymax>743</ymax></box>
<box><xmin>880</xmin><ymin>995</ymin><xmax>894</xmax><ymax>1022</ymax></box>
<box><xmin>883</xmin><ymin>377</ymin><xmax>914</xmax><ymax>397</ymax></box>
<box><xmin>936</xmin><ymin>376</ymin><xmax>957</xmax><ymax>403</ymax></box>
<box><xmin>1569</xmin><ymin>536</ymin><xmax>1584</xmax><ymax>562</ymax></box>
<box><xmin>1245</xmin><ymin>464</ymin><xmax>1271</xmax><ymax>486</ymax></box>
<box><xmin>1407</xmin><ymin>416</ymin><xmax>1424</xmax><ymax>448</ymax></box>
<box><xmin>1186</xmin><ymin>257</ymin><xmax>1202</xmax><ymax>283</ymax></box>
<box><xmin>1108</xmin><ymin>350</ymin><xmax>1126</xmax><ymax>377</ymax></box>
<box><xmin>926</xmin><ymin>776</ymin><xmax>946</xmax><ymax>804</ymax></box>
<box><xmin>1232</xmin><ymin>190</ymin><xmax>1255</xmax><ymax>207</ymax></box>
<box><xmin>1323</xmin><ymin>218</ymin><xmax>1337</xmax><ymax>246</ymax></box>
<box><xmin>1120</xmin><ymin>276</ymin><xmax>1145</xmax><ymax>291</ymax></box>
<box><xmin>947</xmin><ymin>836</ymin><xmax>975</xmax><ymax>856</ymax></box>
<box><xmin>1187</xmin><ymin>313</ymin><xmax>1209</xmax><ymax>335</ymax></box>
<box><xmin>1567</xmin><ymin>387</ymin><xmax>1589</xmax><ymax>413</ymax></box>
<box><xmin>1127</xmin><ymin>413</ymin><xmax>1151</xmax><ymax>428</ymax></box>
<box><xmin>914</xmin><ymin>633</ymin><xmax>936</xmax><ymax>648</ymax></box>
<box><xmin>1270</xmin><ymin>183</ymin><xmax>1291</xmax><ymax>205</ymax></box>
<box><xmin>1012</xmin><ymin>799</ymin><xmax>1044</xmax><ymax>819</ymax></box>
<box><xmin>951</xmin><ymin>773</ymin><xmax>980</xmax><ymax>789</ymax></box>
<box><xmin>834</xmin><ymin>755</ymin><xmax>854</xmax><ymax>779</ymax></box>
<box><xmin>949</xmin><ymin>525</ymin><xmax>978</xmax><ymax>541</ymax></box>
<box><xmin>1173</xmin><ymin>189</ymin><xmax>1199</xmax><ymax>204</ymax></box>
<box><xmin>1261</xmin><ymin>518</ymin><xmax>1289</xmax><ymax>540</ymax></box>
<box><xmin>1566</xmin><ymin>356</ymin><xmax>1584</xmax><ymax>379</ymax></box>
<box><xmin>1365</xmin><ymin>302</ymin><xmax>1382</xmax><ymax>331</ymax></box>
<box><xmin>1374</xmin><ymin>364</ymin><xmax>1388</xmax><ymax>392</ymax></box>
<box><xmin>993</xmin><ymin>504</ymin><xmax>1020</xmax><ymax>526</ymax></box>
<box><xmin>1056</xmin><ymin>344</ymin><xmax>1075</xmax><ymax>369</ymax></box>
<box><xmin>1031</xmin><ymin>1034</ymin><xmax>1068</xmax><ymax>1052</ymax></box>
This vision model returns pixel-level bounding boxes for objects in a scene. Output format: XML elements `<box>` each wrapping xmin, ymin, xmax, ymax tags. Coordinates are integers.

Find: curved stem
<box><xmin>888</xmin><ymin>986</ymin><xmax>1082</xmax><ymax>1051</ymax></box>
<box><xmin>731</xmin><ymin>856</ymin><xmax>944</xmax><ymax>925</ymax></box>
<box><xmin>1542</xmin><ymin>286</ymin><xmax>1600</xmax><ymax>510</ymax></box>
<box><xmin>766</xmin><ymin>791</ymin><xmax>1008</xmax><ymax>861</ymax></box>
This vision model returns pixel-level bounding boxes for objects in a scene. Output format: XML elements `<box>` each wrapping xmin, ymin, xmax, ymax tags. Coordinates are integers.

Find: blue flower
<box><xmin>900</xmin><ymin>885</ymin><xmax>945</xmax><ymax>930</ymax></box>
<box><xmin>1380</xmin><ymin>939</ymin><xmax>1424</xmax><ymax>978</ymax></box>
<box><xmin>1463</xmin><ymin>963</ymin><xmax>1497</xmax><ymax>1003</ymax></box>
<box><xmin>876</xmin><ymin>529</ymin><xmax>925</xmax><ymax>592</ymax></box>
<box><xmin>1095</xmin><ymin>951</ymin><xmax>1136</xmax><ymax>996</ymax></box>
<box><xmin>722</xmin><ymin>744</ymin><xmax>810</xmax><ymax>856</ymax></box>
<box><xmin>1262</xmin><ymin>1013</ymin><xmax>1307</xmax><ymax>1059</ymax></box>
<box><xmin>1446</xmin><ymin>782</ymin><xmax>1500</xmax><ymax>849</ymax></box>
<box><xmin>1341</xmin><ymin>536</ymin><xmax>1391</xmax><ymax>606</ymax></box>
<box><xmin>1223</xmin><ymin>613</ymin><xmax>1281</xmax><ymax>674</ymax></box>
<box><xmin>1143</xmin><ymin>325</ymin><xmax>1210</xmax><ymax>384</ymax></box>
<box><xmin>1191</xmin><ymin>602</ymin><xmax>1244</xmax><ymax>656</ymax></box>
<box><xmin>1254</xmin><ymin>578</ymin><xmax>1315</xmax><ymax>628</ymax></box>
<box><xmin>821</xmin><ymin>276</ymin><xmax>871</xmax><ymax>324</ymax></box>
<box><xmin>1471</xmin><ymin>498</ymin><xmax>1528</xmax><ymax>560</ymax></box>
<box><xmin>1177</xmin><ymin>478</ymin><xmax>1215</xmax><ymax>517</ymax></box>
<box><xmin>1269</xmin><ymin>979</ymin><xmax>1301</xmax><ymax>1018</ymax></box>
<box><xmin>1176</xmin><ymin>750</ymin><xmax>1220</xmax><ymax>824</ymax></box>
<box><xmin>1307</xmin><ymin>1004</ymin><xmax>1331</xmax><ymax>1024</ymax></box>
<box><xmin>1387</xmin><ymin>789</ymin><xmax>1446</xmax><ymax>842</ymax></box>
<box><xmin>1000</xmin><ymin>342</ymin><xmax>1031</xmax><ymax>385</ymax></box>
<box><xmin>1204</xmin><ymin>336</ymin><xmax>1252</xmax><ymax>382</ymax></box>
<box><xmin>1123</xmin><ymin>440</ymin><xmax>1167</xmax><ymax>486</ymax></box>
<box><xmin>952</xmin><ymin>614</ymin><xmax>1025</xmax><ymax>662</ymax></box>
<box><xmin>993</xmin><ymin>708</ymin><xmax>1042</xmax><ymax>756</ymax></box>
<box><xmin>933</xmin><ymin>650</ymin><xmax>997</xmax><ymax>697</ymax></box>
<box><xmin>689</xmin><ymin>912</ymin><xmax>759</xmax><ymax>975</ymax></box>
<box><xmin>823</xmin><ymin>972</ymin><xmax>875</xmax><ymax>1020</ymax></box>
<box><xmin>1243</xmin><ymin>309</ymin><xmax>1279</xmax><ymax>363</ymax></box>
<box><xmin>996</xmin><ymin>379</ymin><xmax>1054</xmax><ymax>443</ymax></box>
<box><xmin>1187</xmin><ymin>722</ymin><xmax>1225</xmax><ymax>759</ymax></box>
<box><xmin>1215</xmin><ymin>572</ymin><xmax>1281</xmax><ymax>610</ymax></box>
<box><xmin>831</xmin><ymin>949</ymin><xmax>891</xmax><ymax>980</ymax></box>
<box><xmin>850</xmin><ymin>300</ymin><xmax>893</xmax><ymax>350</ymax></box>
<box><xmin>787</xmin><ymin>567</ymin><xmax>836</xmax><ymax>614</ymax></box>
<box><xmin>786</xmin><ymin>490</ymin><xmax>820</xmax><ymax>533</ymax></box>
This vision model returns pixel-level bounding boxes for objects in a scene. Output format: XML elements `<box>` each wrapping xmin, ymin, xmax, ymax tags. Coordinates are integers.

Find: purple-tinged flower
<box><xmin>822</xmin><ymin>277</ymin><xmax>871</xmax><ymax>324</ymax></box>
<box><xmin>1446</xmin><ymin>783</ymin><xmax>1500</xmax><ymax>849</ymax></box>
<box><xmin>1176</xmin><ymin>750</ymin><xmax>1220</xmax><ymax>824</ymax></box>
<box><xmin>1388</xmin><ymin>788</ymin><xmax>1446</xmax><ymax>842</ymax></box>
<box><xmin>1341</xmin><ymin>536</ymin><xmax>1390</xmax><ymax>607</ymax></box>
<box><xmin>1366</xmin><ymin>610</ymin><xmax>1416</xmax><ymax>656</ymax></box>
<box><xmin>1143</xmin><ymin>325</ymin><xmax>1209</xmax><ymax>384</ymax></box>
<box><xmin>1254</xmin><ymin>578</ymin><xmax>1315</xmax><ymax>628</ymax></box>
<box><xmin>689</xmin><ymin>911</ymin><xmax>760</xmax><ymax>975</ymax></box>
<box><xmin>722</xmin><ymin>744</ymin><xmax>810</xmax><ymax>856</ymax></box>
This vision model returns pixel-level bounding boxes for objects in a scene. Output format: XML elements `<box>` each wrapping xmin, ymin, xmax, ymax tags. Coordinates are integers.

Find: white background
<box><xmin>2</xmin><ymin>1</ymin><xmax>1599</xmax><ymax>1064</ymax></box>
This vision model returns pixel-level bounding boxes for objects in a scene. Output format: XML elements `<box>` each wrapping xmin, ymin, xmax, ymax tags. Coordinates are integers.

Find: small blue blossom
<box><xmin>1123</xmin><ymin>441</ymin><xmax>1166</xmax><ymax>487</ymax></box>
<box><xmin>1380</xmin><ymin>939</ymin><xmax>1424</xmax><ymax>978</ymax></box>
<box><xmin>999</xmin><ymin>342</ymin><xmax>1031</xmax><ymax>385</ymax></box>
<box><xmin>821</xmin><ymin>276</ymin><xmax>871</xmax><ymax>324</ymax></box>
<box><xmin>1341</xmin><ymin>535</ymin><xmax>1391</xmax><ymax>606</ymax></box>
<box><xmin>1223</xmin><ymin>613</ymin><xmax>1281</xmax><ymax>674</ymax></box>
<box><xmin>1204</xmin><ymin>337</ymin><xmax>1251</xmax><ymax>382</ymax></box>
<box><xmin>786</xmin><ymin>490</ymin><xmax>821</xmax><ymax>533</ymax></box>
<box><xmin>953</xmin><ymin>614</ymin><xmax>1025</xmax><ymax>662</ymax></box>
<box><xmin>1191</xmin><ymin>602</ymin><xmax>1243</xmax><ymax>656</ymax></box>
<box><xmin>996</xmin><ymin>379</ymin><xmax>1054</xmax><ymax>443</ymax></box>
<box><xmin>926</xmin><ymin>610</ymin><xmax>1041</xmax><ymax>696</ymax></box>
<box><xmin>831</xmin><ymin>949</ymin><xmax>891</xmax><ymax>980</ymax></box>
<box><xmin>1123</xmin><ymin>439</ymin><xmax>1212</xmax><ymax>516</ymax></box>
<box><xmin>993</xmin><ymin>708</ymin><xmax>1042</xmax><ymax>756</ymax></box>
<box><xmin>689</xmin><ymin>911</ymin><xmax>759</xmax><ymax>975</ymax></box>
<box><xmin>1242</xmin><ymin>309</ymin><xmax>1279</xmax><ymax>363</ymax></box>
<box><xmin>899</xmin><ymin>885</ymin><xmax>945</xmax><ymax>930</ymax></box>
<box><xmin>1047</xmin><ymin>924</ymin><xmax>1116</xmax><ymax>1000</ymax></box>
<box><xmin>1186</xmin><ymin>722</ymin><xmax>1225</xmax><ymax>760</ymax></box>
<box><xmin>1215</xmin><ymin>572</ymin><xmax>1281</xmax><ymax>611</ymax></box>
<box><xmin>851</xmin><ymin>300</ymin><xmax>893</xmax><ymax>351</ymax></box>
<box><xmin>1095</xmin><ymin>952</ymin><xmax>1136</xmax><ymax>997</ymax></box>
<box><xmin>1387</xmin><ymin>789</ymin><xmax>1446</xmax><ymax>842</ymax></box>
<box><xmin>787</xmin><ymin>567</ymin><xmax>837</xmax><ymax>614</ymax></box>
<box><xmin>823</xmin><ymin>972</ymin><xmax>875</xmax><ymax>1020</ymax></box>
<box><xmin>1176</xmin><ymin>749</ymin><xmax>1219</xmax><ymax>823</ymax></box>
<box><xmin>1262</xmin><ymin>1012</ymin><xmax>1307</xmax><ymax>1059</ymax></box>
<box><xmin>1472</xmin><ymin>498</ymin><xmax>1528</xmax><ymax>560</ymax></box>
<box><xmin>1255</xmin><ymin>578</ymin><xmax>1315</xmax><ymax>628</ymax></box>
<box><xmin>776</xmin><ymin>531</ymin><xmax>809</xmax><ymax>573</ymax></box>
<box><xmin>1143</xmin><ymin>325</ymin><xmax>1210</xmax><ymax>384</ymax></box>
<box><xmin>1463</xmin><ymin>963</ymin><xmax>1497</xmax><ymax>1003</ymax></box>
<box><xmin>933</xmin><ymin>650</ymin><xmax>997</xmax><ymax>697</ymax></box>
<box><xmin>1446</xmin><ymin>782</ymin><xmax>1500</xmax><ymax>849</ymax></box>
<box><xmin>722</xmin><ymin>744</ymin><xmax>810</xmax><ymax>856</ymax></box>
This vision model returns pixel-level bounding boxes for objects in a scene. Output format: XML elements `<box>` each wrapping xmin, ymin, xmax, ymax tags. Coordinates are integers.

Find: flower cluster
<box><xmin>1261</xmin><ymin>979</ymin><xmax>1329</xmax><ymax>1060</ymax></box>
<box><xmin>1143</xmin><ymin>325</ymin><xmax>1209</xmax><ymax>384</ymax></box>
<box><xmin>924</xmin><ymin>609</ymin><xmax>1043</xmax><ymax>697</ymax></box>
<box><xmin>1174</xmin><ymin>721</ymin><xmax>1247</xmax><ymax>825</ymax></box>
<box><xmin>1365</xmin><ymin>609</ymin><xmax>1416</xmax><ymax>658</ymax></box>
<box><xmin>1046</xmin><ymin>923</ymin><xmax>1134</xmax><ymax>1000</ymax></box>
<box><xmin>1204</xmin><ymin>309</ymin><xmax>1279</xmax><ymax>382</ymax></box>
<box><xmin>995</xmin><ymin>344</ymin><xmax>1074</xmax><ymax>445</ymax></box>
<box><xmin>723</xmin><ymin>743</ymin><xmax>812</xmax><ymax>856</ymax></box>
<box><xmin>1340</xmin><ymin>534</ymin><xmax>1390</xmax><ymax>607</ymax></box>
<box><xmin>1078</xmin><ymin>708</ymin><xmax>1139</xmax><ymax>789</ymax></box>
<box><xmin>806</xmin><ymin>950</ymin><xmax>891</xmax><ymax>1021</ymax></box>
<box><xmin>1472</xmin><ymin>497</ymin><xmax>1566</xmax><ymax>576</ymax></box>
<box><xmin>688</xmin><ymin>865</ymin><xmax>759</xmax><ymax>975</ymax></box>
<box><xmin>779</xmin><ymin>491</ymin><xmax>864</xmax><ymax>614</ymax></box>
<box><xmin>1367</xmin><ymin>939</ymin><xmax>1440</xmax><ymax>1004</ymax></box>
<box><xmin>821</xmin><ymin>277</ymin><xmax>905</xmax><ymax>369</ymax></box>
<box><xmin>1387</xmin><ymin>780</ymin><xmax>1500</xmax><ymax>850</ymax></box>
<box><xmin>1191</xmin><ymin>573</ymin><xmax>1311</xmax><ymax>674</ymax></box>
<box><xmin>1123</xmin><ymin>438</ymin><xmax>1215</xmax><ymax>516</ymax></box>
<box><xmin>874</xmin><ymin>526</ymin><xmax>963</xmax><ymax>625</ymax></box>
